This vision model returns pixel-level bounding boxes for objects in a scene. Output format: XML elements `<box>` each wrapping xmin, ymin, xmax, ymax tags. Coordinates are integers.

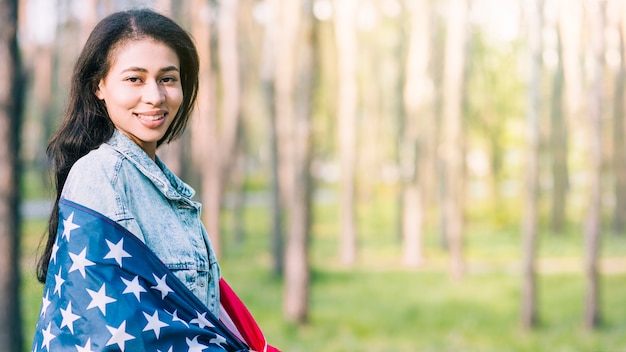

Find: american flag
<box><xmin>31</xmin><ymin>199</ymin><xmax>270</xmax><ymax>352</ymax></box>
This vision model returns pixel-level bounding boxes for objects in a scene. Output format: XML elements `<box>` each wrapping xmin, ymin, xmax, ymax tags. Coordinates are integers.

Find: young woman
<box><xmin>33</xmin><ymin>9</ymin><xmax>276</xmax><ymax>351</ymax></box>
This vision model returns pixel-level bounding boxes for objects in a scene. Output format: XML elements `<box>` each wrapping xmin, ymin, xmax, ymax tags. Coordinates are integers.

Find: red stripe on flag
<box><xmin>219</xmin><ymin>278</ymin><xmax>280</xmax><ymax>352</ymax></box>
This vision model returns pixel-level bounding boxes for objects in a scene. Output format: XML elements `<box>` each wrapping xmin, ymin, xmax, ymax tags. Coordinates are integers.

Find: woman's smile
<box><xmin>95</xmin><ymin>38</ymin><xmax>183</xmax><ymax>160</ymax></box>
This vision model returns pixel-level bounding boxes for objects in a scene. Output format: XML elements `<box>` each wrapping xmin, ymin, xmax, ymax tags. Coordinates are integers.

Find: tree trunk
<box><xmin>281</xmin><ymin>0</ymin><xmax>314</xmax><ymax>324</ymax></box>
<box><xmin>334</xmin><ymin>0</ymin><xmax>358</xmax><ymax>266</ymax></box>
<box><xmin>217</xmin><ymin>0</ymin><xmax>241</xmax><ymax>179</ymax></box>
<box><xmin>0</xmin><ymin>0</ymin><xmax>22</xmax><ymax>350</ymax></box>
<box><xmin>521</xmin><ymin>0</ymin><xmax>542</xmax><ymax>330</ymax></box>
<box><xmin>441</xmin><ymin>0</ymin><xmax>468</xmax><ymax>280</ymax></box>
<box><xmin>259</xmin><ymin>0</ymin><xmax>284</xmax><ymax>277</ymax></box>
<box><xmin>189</xmin><ymin>0</ymin><xmax>221</xmax><ymax>256</ymax></box>
<box><xmin>584</xmin><ymin>0</ymin><xmax>605</xmax><ymax>330</ymax></box>
<box><xmin>613</xmin><ymin>5</ymin><xmax>626</xmax><ymax>234</ymax></box>
<box><xmin>214</xmin><ymin>0</ymin><xmax>242</xmax><ymax>253</ymax></box>
<box><xmin>401</xmin><ymin>0</ymin><xmax>433</xmax><ymax>267</ymax></box>
<box><xmin>550</xmin><ymin>26</ymin><xmax>568</xmax><ymax>234</ymax></box>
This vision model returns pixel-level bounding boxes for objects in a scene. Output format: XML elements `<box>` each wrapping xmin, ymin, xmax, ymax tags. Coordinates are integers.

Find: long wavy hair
<box><xmin>36</xmin><ymin>9</ymin><xmax>200</xmax><ymax>283</ymax></box>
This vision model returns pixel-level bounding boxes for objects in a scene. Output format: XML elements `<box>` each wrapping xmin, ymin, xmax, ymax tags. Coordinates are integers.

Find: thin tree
<box><xmin>259</xmin><ymin>0</ymin><xmax>284</xmax><ymax>277</ymax></box>
<box><xmin>0</xmin><ymin>0</ymin><xmax>23</xmax><ymax>349</ymax></box>
<box><xmin>400</xmin><ymin>0</ymin><xmax>434</xmax><ymax>267</ymax></box>
<box><xmin>278</xmin><ymin>0</ymin><xmax>315</xmax><ymax>324</ymax></box>
<box><xmin>557</xmin><ymin>0</ymin><xmax>584</xmax><ymax>232</ymax></box>
<box><xmin>549</xmin><ymin>20</ymin><xmax>568</xmax><ymax>234</ymax></box>
<box><xmin>441</xmin><ymin>0</ymin><xmax>469</xmax><ymax>280</ymax></box>
<box><xmin>334</xmin><ymin>0</ymin><xmax>358</xmax><ymax>266</ymax></box>
<box><xmin>583</xmin><ymin>0</ymin><xmax>605</xmax><ymax>330</ymax></box>
<box><xmin>612</xmin><ymin>3</ymin><xmax>626</xmax><ymax>234</ymax></box>
<box><xmin>521</xmin><ymin>0</ymin><xmax>543</xmax><ymax>329</ymax></box>
<box><xmin>189</xmin><ymin>0</ymin><xmax>220</xmax><ymax>254</ymax></box>
<box><xmin>217</xmin><ymin>0</ymin><xmax>243</xmax><ymax>252</ymax></box>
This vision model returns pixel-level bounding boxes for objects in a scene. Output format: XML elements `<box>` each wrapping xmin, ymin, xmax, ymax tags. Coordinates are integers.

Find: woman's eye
<box><xmin>161</xmin><ymin>77</ymin><xmax>178</xmax><ymax>84</ymax></box>
<box><xmin>126</xmin><ymin>77</ymin><xmax>141</xmax><ymax>83</ymax></box>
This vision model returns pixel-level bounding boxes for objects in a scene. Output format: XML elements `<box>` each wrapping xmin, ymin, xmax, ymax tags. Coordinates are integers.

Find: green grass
<box><xmin>20</xmin><ymin>195</ymin><xmax>626</xmax><ymax>351</ymax></box>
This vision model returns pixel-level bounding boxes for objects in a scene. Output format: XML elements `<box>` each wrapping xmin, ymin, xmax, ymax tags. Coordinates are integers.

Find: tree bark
<box><xmin>189</xmin><ymin>0</ymin><xmax>221</xmax><ymax>256</ymax></box>
<box><xmin>584</xmin><ymin>0</ymin><xmax>605</xmax><ymax>330</ymax></box>
<box><xmin>260</xmin><ymin>0</ymin><xmax>284</xmax><ymax>277</ymax></box>
<box><xmin>400</xmin><ymin>0</ymin><xmax>433</xmax><ymax>267</ymax></box>
<box><xmin>334</xmin><ymin>0</ymin><xmax>358</xmax><ymax>266</ymax></box>
<box><xmin>217</xmin><ymin>0</ymin><xmax>241</xmax><ymax>179</ymax></box>
<box><xmin>521</xmin><ymin>0</ymin><xmax>542</xmax><ymax>330</ymax></box>
<box><xmin>0</xmin><ymin>0</ymin><xmax>23</xmax><ymax>350</ymax></box>
<box><xmin>441</xmin><ymin>0</ymin><xmax>468</xmax><ymax>280</ymax></box>
<box><xmin>281</xmin><ymin>0</ymin><xmax>314</xmax><ymax>324</ymax></box>
<box><xmin>550</xmin><ymin>25</ymin><xmax>568</xmax><ymax>234</ymax></box>
<box><xmin>218</xmin><ymin>0</ymin><xmax>243</xmax><ymax>254</ymax></box>
<box><xmin>613</xmin><ymin>4</ymin><xmax>626</xmax><ymax>234</ymax></box>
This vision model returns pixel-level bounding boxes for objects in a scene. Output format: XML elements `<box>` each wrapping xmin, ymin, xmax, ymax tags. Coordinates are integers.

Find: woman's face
<box><xmin>95</xmin><ymin>38</ymin><xmax>183</xmax><ymax>159</ymax></box>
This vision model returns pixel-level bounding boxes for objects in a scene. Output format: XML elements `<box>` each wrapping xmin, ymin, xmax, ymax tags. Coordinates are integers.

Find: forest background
<box><xmin>1</xmin><ymin>0</ymin><xmax>626</xmax><ymax>351</ymax></box>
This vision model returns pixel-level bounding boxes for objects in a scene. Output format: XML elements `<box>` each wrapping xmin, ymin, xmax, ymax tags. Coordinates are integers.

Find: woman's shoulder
<box><xmin>72</xmin><ymin>143</ymin><xmax>121</xmax><ymax>169</ymax></box>
<box><xmin>63</xmin><ymin>144</ymin><xmax>132</xmax><ymax>195</ymax></box>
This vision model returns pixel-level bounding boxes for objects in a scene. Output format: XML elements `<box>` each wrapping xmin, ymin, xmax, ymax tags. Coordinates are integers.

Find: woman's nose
<box><xmin>142</xmin><ymin>80</ymin><xmax>165</xmax><ymax>105</ymax></box>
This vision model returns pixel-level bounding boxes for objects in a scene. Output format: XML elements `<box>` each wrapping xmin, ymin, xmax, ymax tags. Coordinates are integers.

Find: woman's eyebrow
<box><xmin>120</xmin><ymin>66</ymin><xmax>180</xmax><ymax>73</ymax></box>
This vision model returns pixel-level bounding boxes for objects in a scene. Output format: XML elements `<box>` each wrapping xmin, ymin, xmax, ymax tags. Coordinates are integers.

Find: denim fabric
<box><xmin>61</xmin><ymin>130</ymin><xmax>220</xmax><ymax>316</ymax></box>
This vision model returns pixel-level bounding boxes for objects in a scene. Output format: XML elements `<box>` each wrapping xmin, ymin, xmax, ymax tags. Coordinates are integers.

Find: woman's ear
<box><xmin>95</xmin><ymin>81</ymin><xmax>105</xmax><ymax>100</ymax></box>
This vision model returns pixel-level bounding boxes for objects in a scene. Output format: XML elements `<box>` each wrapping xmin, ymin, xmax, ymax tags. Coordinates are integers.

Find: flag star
<box><xmin>60</xmin><ymin>301</ymin><xmax>81</xmax><ymax>334</ymax></box>
<box><xmin>51</xmin><ymin>241</ymin><xmax>59</xmax><ymax>265</ymax></box>
<box><xmin>210</xmin><ymin>334</ymin><xmax>227</xmax><ymax>346</ymax></box>
<box><xmin>166</xmin><ymin>309</ymin><xmax>189</xmax><ymax>327</ymax></box>
<box><xmin>151</xmin><ymin>274</ymin><xmax>173</xmax><ymax>299</ymax></box>
<box><xmin>41</xmin><ymin>322</ymin><xmax>56</xmax><ymax>351</ymax></box>
<box><xmin>186</xmin><ymin>336</ymin><xmax>209</xmax><ymax>352</ymax></box>
<box><xmin>104</xmin><ymin>238</ymin><xmax>131</xmax><ymax>266</ymax></box>
<box><xmin>190</xmin><ymin>311</ymin><xmax>214</xmax><ymax>329</ymax></box>
<box><xmin>40</xmin><ymin>291</ymin><xmax>51</xmax><ymax>317</ymax></box>
<box><xmin>75</xmin><ymin>338</ymin><xmax>95</xmax><ymax>352</ymax></box>
<box><xmin>122</xmin><ymin>276</ymin><xmax>146</xmax><ymax>301</ymax></box>
<box><xmin>69</xmin><ymin>247</ymin><xmax>95</xmax><ymax>279</ymax></box>
<box><xmin>86</xmin><ymin>284</ymin><xmax>116</xmax><ymax>315</ymax></box>
<box><xmin>53</xmin><ymin>268</ymin><xmax>65</xmax><ymax>297</ymax></box>
<box><xmin>62</xmin><ymin>212</ymin><xmax>80</xmax><ymax>241</ymax></box>
<box><xmin>105</xmin><ymin>320</ymin><xmax>135</xmax><ymax>352</ymax></box>
<box><xmin>143</xmin><ymin>310</ymin><xmax>169</xmax><ymax>339</ymax></box>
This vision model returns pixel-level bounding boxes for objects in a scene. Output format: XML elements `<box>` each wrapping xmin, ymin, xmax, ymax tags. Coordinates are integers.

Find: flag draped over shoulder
<box><xmin>32</xmin><ymin>199</ymin><xmax>274</xmax><ymax>352</ymax></box>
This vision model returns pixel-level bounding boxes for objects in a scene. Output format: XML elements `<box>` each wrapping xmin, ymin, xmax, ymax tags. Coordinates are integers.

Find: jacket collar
<box><xmin>106</xmin><ymin>130</ymin><xmax>195</xmax><ymax>200</ymax></box>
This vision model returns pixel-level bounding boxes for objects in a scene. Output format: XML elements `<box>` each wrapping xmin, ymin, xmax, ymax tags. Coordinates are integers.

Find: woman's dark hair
<box><xmin>36</xmin><ymin>9</ymin><xmax>199</xmax><ymax>283</ymax></box>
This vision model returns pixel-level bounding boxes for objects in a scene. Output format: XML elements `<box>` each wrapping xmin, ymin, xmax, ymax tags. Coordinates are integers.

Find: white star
<box><xmin>151</xmin><ymin>274</ymin><xmax>173</xmax><ymax>299</ymax></box>
<box><xmin>41</xmin><ymin>322</ymin><xmax>56</xmax><ymax>351</ymax></box>
<box><xmin>186</xmin><ymin>336</ymin><xmax>209</xmax><ymax>352</ymax></box>
<box><xmin>62</xmin><ymin>212</ymin><xmax>80</xmax><ymax>241</ymax></box>
<box><xmin>40</xmin><ymin>291</ymin><xmax>51</xmax><ymax>317</ymax></box>
<box><xmin>122</xmin><ymin>276</ymin><xmax>146</xmax><ymax>301</ymax></box>
<box><xmin>143</xmin><ymin>310</ymin><xmax>169</xmax><ymax>338</ymax></box>
<box><xmin>53</xmin><ymin>268</ymin><xmax>65</xmax><ymax>297</ymax></box>
<box><xmin>86</xmin><ymin>284</ymin><xmax>116</xmax><ymax>315</ymax></box>
<box><xmin>105</xmin><ymin>320</ymin><xmax>135</xmax><ymax>352</ymax></box>
<box><xmin>165</xmin><ymin>309</ymin><xmax>189</xmax><ymax>327</ymax></box>
<box><xmin>60</xmin><ymin>301</ymin><xmax>81</xmax><ymax>334</ymax></box>
<box><xmin>75</xmin><ymin>338</ymin><xmax>95</xmax><ymax>352</ymax></box>
<box><xmin>210</xmin><ymin>334</ymin><xmax>227</xmax><ymax>346</ymax></box>
<box><xmin>190</xmin><ymin>311</ymin><xmax>214</xmax><ymax>329</ymax></box>
<box><xmin>104</xmin><ymin>239</ymin><xmax>131</xmax><ymax>266</ymax></box>
<box><xmin>69</xmin><ymin>247</ymin><xmax>95</xmax><ymax>279</ymax></box>
<box><xmin>51</xmin><ymin>241</ymin><xmax>59</xmax><ymax>265</ymax></box>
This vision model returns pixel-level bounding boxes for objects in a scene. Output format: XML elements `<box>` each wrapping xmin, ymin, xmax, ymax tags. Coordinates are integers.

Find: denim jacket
<box><xmin>61</xmin><ymin>130</ymin><xmax>221</xmax><ymax>316</ymax></box>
